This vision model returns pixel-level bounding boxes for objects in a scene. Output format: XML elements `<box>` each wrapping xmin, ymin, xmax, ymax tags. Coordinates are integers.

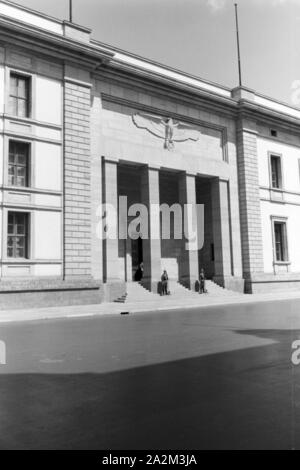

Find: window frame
<box><xmin>270</xmin><ymin>129</ymin><xmax>278</xmax><ymax>138</ymax></box>
<box><xmin>269</xmin><ymin>152</ymin><xmax>283</xmax><ymax>190</ymax></box>
<box><xmin>8</xmin><ymin>140</ymin><xmax>31</xmax><ymax>188</ymax></box>
<box><xmin>8</xmin><ymin>72</ymin><xmax>31</xmax><ymax>119</ymax></box>
<box><xmin>7</xmin><ymin>211</ymin><xmax>30</xmax><ymax>260</ymax></box>
<box><xmin>271</xmin><ymin>216</ymin><xmax>289</xmax><ymax>265</ymax></box>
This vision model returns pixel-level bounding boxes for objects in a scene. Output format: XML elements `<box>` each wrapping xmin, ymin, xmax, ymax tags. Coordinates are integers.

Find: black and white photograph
<box><xmin>0</xmin><ymin>0</ymin><xmax>300</xmax><ymax>455</ymax></box>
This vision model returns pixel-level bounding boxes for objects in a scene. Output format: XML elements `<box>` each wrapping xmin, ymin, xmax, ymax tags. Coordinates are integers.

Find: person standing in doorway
<box><xmin>161</xmin><ymin>270</ymin><xmax>169</xmax><ymax>295</ymax></box>
<box><xmin>134</xmin><ymin>262</ymin><xmax>144</xmax><ymax>282</ymax></box>
<box><xmin>199</xmin><ymin>268</ymin><xmax>207</xmax><ymax>294</ymax></box>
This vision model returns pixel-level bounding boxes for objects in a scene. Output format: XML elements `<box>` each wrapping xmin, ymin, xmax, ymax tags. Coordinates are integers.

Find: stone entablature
<box><xmin>1</xmin><ymin>0</ymin><xmax>300</xmax><ymax>124</ymax></box>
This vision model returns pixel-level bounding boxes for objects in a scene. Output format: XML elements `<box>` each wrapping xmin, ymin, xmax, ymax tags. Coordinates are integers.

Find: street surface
<box><xmin>0</xmin><ymin>298</ymin><xmax>300</xmax><ymax>449</ymax></box>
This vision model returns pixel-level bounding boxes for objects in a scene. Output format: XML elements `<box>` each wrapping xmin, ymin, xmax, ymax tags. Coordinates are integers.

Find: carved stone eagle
<box><xmin>132</xmin><ymin>112</ymin><xmax>201</xmax><ymax>150</ymax></box>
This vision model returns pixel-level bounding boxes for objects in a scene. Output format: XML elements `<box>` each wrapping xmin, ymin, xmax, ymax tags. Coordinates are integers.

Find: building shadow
<box><xmin>0</xmin><ymin>328</ymin><xmax>300</xmax><ymax>450</ymax></box>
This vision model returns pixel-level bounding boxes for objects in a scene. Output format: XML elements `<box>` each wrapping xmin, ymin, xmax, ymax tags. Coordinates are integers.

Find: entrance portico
<box><xmin>102</xmin><ymin>159</ymin><xmax>244</xmax><ymax>294</ymax></box>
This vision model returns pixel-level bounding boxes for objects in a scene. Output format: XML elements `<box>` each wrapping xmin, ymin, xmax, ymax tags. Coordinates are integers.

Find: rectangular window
<box><xmin>7</xmin><ymin>212</ymin><xmax>29</xmax><ymax>259</ymax></box>
<box><xmin>274</xmin><ymin>221</ymin><xmax>288</xmax><ymax>262</ymax></box>
<box><xmin>270</xmin><ymin>155</ymin><xmax>282</xmax><ymax>189</ymax></box>
<box><xmin>8</xmin><ymin>141</ymin><xmax>29</xmax><ymax>187</ymax></box>
<box><xmin>9</xmin><ymin>73</ymin><xmax>30</xmax><ymax>118</ymax></box>
<box><xmin>270</xmin><ymin>129</ymin><xmax>277</xmax><ymax>138</ymax></box>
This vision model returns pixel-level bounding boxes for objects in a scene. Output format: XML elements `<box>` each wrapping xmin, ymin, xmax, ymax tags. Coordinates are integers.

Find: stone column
<box><xmin>102</xmin><ymin>157</ymin><xmax>119</xmax><ymax>282</ymax></box>
<box><xmin>179</xmin><ymin>172</ymin><xmax>199</xmax><ymax>289</ymax></box>
<box><xmin>91</xmin><ymin>87</ymin><xmax>103</xmax><ymax>282</ymax></box>
<box><xmin>141</xmin><ymin>165</ymin><xmax>161</xmax><ymax>292</ymax></box>
<box><xmin>125</xmin><ymin>237</ymin><xmax>132</xmax><ymax>282</ymax></box>
<box><xmin>211</xmin><ymin>178</ymin><xmax>232</xmax><ymax>286</ymax></box>
<box><xmin>63</xmin><ymin>66</ymin><xmax>92</xmax><ymax>280</ymax></box>
<box><xmin>237</xmin><ymin>117</ymin><xmax>264</xmax><ymax>291</ymax></box>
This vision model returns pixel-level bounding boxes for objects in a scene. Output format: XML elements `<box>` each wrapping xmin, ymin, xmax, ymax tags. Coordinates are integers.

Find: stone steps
<box><xmin>166</xmin><ymin>280</ymin><xmax>239</xmax><ymax>299</ymax></box>
<box><xmin>205</xmin><ymin>280</ymin><xmax>241</xmax><ymax>296</ymax></box>
<box><xmin>114</xmin><ymin>279</ymin><xmax>240</xmax><ymax>304</ymax></box>
<box><xmin>167</xmin><ymin>280</ymin><xmax>201</xmax><ymax>299</ymax></box>
<box><xmin>113</xmin><ymin>293</ymin><xmax>128</xmax><ymax>303</ymax></box>
<box><xmin>118</xmin><ymin>282</ymin><xmax>159</xmax><ymax>303</ymax></box>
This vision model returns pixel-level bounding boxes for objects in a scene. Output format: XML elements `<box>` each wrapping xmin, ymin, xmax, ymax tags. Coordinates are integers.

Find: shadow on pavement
<box><xmin>0</xmin><ymin>328</ymin><xmax>299</xmax><ymax>450</ymax></box>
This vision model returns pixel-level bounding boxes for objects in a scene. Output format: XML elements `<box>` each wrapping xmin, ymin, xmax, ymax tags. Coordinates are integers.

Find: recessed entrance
<box><xmin>116</xmin><ymin>163</ymin><xmax>230</xmax><ymax>289</ymax></box>
<box><xmin>132</xmin><ymin>237</ymin><xmax>143</xmax><ymax>281</ymax></box>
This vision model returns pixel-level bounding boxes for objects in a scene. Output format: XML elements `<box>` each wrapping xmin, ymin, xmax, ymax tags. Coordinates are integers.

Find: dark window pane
<box><xmin>17</xmin><ymin>155</ymin><xmax>26</xmax><ymax>165</ymax></box>
<box><xmin>18</xmin><ymin>79</ymin><xmax>27</xmax><ymax>98</ymax></box>
<box><xmin>9</xmin><ymin>74</ymin><xmax>30</xmax><ymax>118</ymax></box>
<box><xmin>17</xmin><ymin>167</ymin><xmax>26</xmax><ymax>176</ymax></box>
<box><xmin>16</xmin><ymin>213</ymin><xmax>25</xmax><ymax>225</ymax></box>
<box><xmin>16</xmin><ymin>237</ymin><xmax>24</xmax><ymax>247</ymax></box>
<box><xmin>271</xmin><ymin>156</ymin><xmax>281</xmax><ymax>189</ymax></box>
<box><xmin>7</xmin><ymin>247</ymin><xmax>13</xmax><ymax>258</ymax></box>
<box><xmin>274</xmin><ymin>222</ymin><xmax>286</xmax><ymax>262</ymax></box>
<box><xmin>8</xmin><ymin>97</ymin><xmax>17</xmax><ymax>116</ymax></box>
<box><xmin>10</xmin><ymin>76</ymin><xmax>17</xmax><ymax>94</ymax></box>
<box><xmin>8</xmin><ymin>141</ymin><xmax>29</xmax><ymax>188</ymax></box>
<box><xmin>17</xmin><ymin>224</ymin><xmax>25</xmax><ymax>235</ymax></box>
<box><xmin>18</xmin><ymin>100</ymin><xmax>27</xmax><ymax>118</ymax></box>
<box><xmin>7</xmin><ymin>212</ymin><xmax>29</xmax><ymax>258</ymax></box>
<box><xmin>16</xmin><ymin>248</ymin><xmax>24</xmax><ymax>258</ymax></box>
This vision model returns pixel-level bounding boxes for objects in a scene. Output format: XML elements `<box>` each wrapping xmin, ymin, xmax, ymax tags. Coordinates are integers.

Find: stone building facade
<box><xmin>0</xmin><ymin>0</ymin><xmax>300</xmax><ymax>308</ymax></box>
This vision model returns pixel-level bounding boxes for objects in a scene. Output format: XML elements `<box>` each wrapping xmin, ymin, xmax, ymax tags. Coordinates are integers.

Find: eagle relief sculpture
<box><xmin>132</xmin><ymin>112</ymin><xmax>201</xmax><ymax>150</ymax></box>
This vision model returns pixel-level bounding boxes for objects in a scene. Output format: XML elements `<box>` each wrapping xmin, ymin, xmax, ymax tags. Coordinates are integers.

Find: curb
<box><xmin>1</xmin><ymin>291</ymin><xmax>300</xmax><ymax>324</ymax></box>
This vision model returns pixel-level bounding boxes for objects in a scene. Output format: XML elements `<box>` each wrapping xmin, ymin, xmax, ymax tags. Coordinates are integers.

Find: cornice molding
<box><xmin>237</xmin><ymin>101</ymin><xmax>300</xmax><ymax>134</ymax></box>
<box><xmin>0</xmin><ymin>17</ymin><xmax>114</xmax><ymax>69</ymax></box>
<box><xmin>97</xmin><ymin>69</ymin><xmax>238</xmax><ymax>123</ymax></box>
<box><xmin>2</xmin><ymin>10</ymin><xmax>300</xmax><ymax>135</ymax></box>
<box><xmin>101</xmin><ymin>62</ymin><xmax>237</xmax><ymax>109</ymax></box>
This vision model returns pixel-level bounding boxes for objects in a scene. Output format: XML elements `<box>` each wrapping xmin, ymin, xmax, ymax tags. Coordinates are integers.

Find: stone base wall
<box><xmin>102</xmin><ymin>281</ymin><xmax>127</xmax><ymax>302</ymax></box>
<box><xmin>0</xmin><ymin>279</ymin><xmax>103</xmax><ymax>310</ymax></box>
<box><xmin>0</xmin><ymin>279</ymin><xmax>128</xmax><ymax>309</ymax></box>
<box><xmin>246</xmin><ymin>274</ymin><xmax>300</xmax><ymax>294</ymax></box>
<box><xmin>213</xmin><ymin>275</ymin><xmax>245</xmax><ymax>293</ymax></box>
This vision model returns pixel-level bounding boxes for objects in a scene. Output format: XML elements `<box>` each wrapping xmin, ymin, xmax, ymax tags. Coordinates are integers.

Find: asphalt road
<box><xmin>1</xmin><ymin>298</ymin><xmax>300</xmax><ymax>450</ymax></box>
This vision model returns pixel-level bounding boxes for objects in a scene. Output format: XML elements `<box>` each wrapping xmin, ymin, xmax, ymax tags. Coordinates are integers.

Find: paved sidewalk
<box><xmin>1</xmin><ymin>288</ymin><xmax>300</xmax><ymax>323</ymax></box>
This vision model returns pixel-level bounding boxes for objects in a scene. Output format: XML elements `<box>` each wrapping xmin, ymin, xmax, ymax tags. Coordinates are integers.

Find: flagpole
<box><xmin>69</xmin><ymin>0</ymin><xmax>73</xmax><ymax>23</ymax></box>
<box><xmin>234</xmin><ymin>3</ymin><xmax>242</xmax><ymax>87</ymax></box>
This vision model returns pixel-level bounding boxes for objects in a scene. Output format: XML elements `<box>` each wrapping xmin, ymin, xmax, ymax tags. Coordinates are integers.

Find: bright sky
<box><xmin>9</xmin><ymin>0</ymin><xmax>300</xmax><ymax>105</ymax></box>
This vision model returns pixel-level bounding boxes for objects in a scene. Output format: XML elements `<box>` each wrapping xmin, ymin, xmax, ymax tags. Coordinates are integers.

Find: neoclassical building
<box><xmin>0</xmin><ymin>0</ymin><xmax>300</xmax><ymax>308</ymax></box>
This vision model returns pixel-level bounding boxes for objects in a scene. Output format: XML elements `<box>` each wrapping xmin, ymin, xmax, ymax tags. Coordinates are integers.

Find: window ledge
<box><xmin>3</xmin><ymin>259</ymin><xmax>62</xmax><ymax>265</ymax></box>
<box><xmin>2</xmin><ymin>186</ymin><xmax>62</xmax><ymax>196</ymax></box>
<box><xmin>4</xmin><ymin>114</ymin><xmax>62</xmax><ymax>130</ymax></box>
<box><xmin>273</xmin><ymin>261</ymin><xmax>291</xmax><ymax>266</ymax></box>
<box><xmin>270</xmin><ymin>187</ymin><xmax>284</xmax><ymax>192</ymax></box>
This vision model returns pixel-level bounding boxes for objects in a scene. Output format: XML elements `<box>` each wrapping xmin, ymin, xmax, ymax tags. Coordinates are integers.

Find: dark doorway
<box><xmin>131</xmin><ymin>237</ymin><xmax>143</xmax><ymax>281</ymax></box>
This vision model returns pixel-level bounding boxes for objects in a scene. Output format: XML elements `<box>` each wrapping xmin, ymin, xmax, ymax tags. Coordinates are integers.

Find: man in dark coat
<box><xmin>199</xmin><ymin>268</ymin><xmax>207</xmax><ymax>294</ymax></box>
<box><xmin>161</xmin><ymin>270</ymin><xmax>169</xmax><ymax>295</ymax></box>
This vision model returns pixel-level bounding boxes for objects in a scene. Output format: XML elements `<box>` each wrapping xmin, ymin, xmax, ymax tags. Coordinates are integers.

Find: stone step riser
<box><xmin>120</xmin><ymin>280</ymin><xmax>238</xmax><ymax>303</ymax></box>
